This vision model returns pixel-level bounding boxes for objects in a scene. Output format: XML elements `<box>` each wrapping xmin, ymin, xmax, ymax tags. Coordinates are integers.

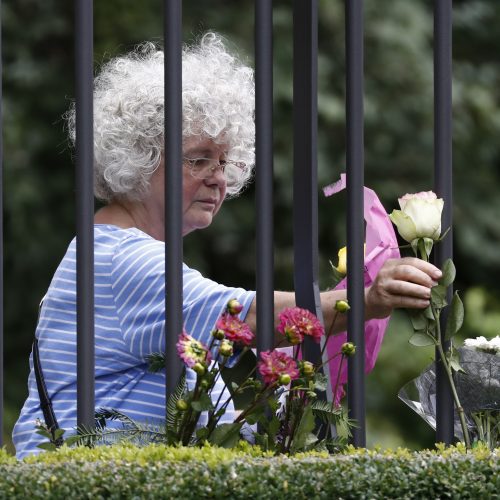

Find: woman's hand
<box><xmin>365</xmin><ymin>257</ymin><xmax>443</xmax><ymax>320</ymax></box>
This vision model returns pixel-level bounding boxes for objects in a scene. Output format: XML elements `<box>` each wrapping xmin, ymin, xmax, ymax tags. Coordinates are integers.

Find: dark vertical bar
<box><xmin>164</xmin><ymin>0</ymin><xmax>183</xmax><ymax>404</ymax></box>
<box><xmin>75</xmin><ymin>0</ymin><xmax>95</xmax><ymax>429</ymax></box>
<box><xmin>345</xmin><ymin>0</ymin><xmax>366</xmax><ymax>447</ymax></box>
<box><xmin>433</xmin><ymin>0</ymin><xmax>454</xmax><ymax>445</ymax></box>
<box><xmin>293</xmin><ymin>0</ymin><xmax>324</xmax><ymax>364</ymax></box>
<box><xmin>0</xmin><ymin>0</ymin><xmax>4</xmax><ymax>446</ymax></box>
<box><xmin>255</xmin><ymin>0</ymin><xmax>274</xmax><ymax>355</ymax></box>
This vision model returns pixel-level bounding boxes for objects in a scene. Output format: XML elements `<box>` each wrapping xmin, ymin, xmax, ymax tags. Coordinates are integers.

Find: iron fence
<box><xmin>0</xmin><ymin>0</ymin><xmax>454</xmax><ymax>448</ymax></box>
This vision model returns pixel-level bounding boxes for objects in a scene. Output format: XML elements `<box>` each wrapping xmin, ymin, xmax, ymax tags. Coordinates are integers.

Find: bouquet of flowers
<box><xmin>39</xmin><ymin>299</ymin><xmax>355</xmax><ymax>454</ymax></box>
<box><xmin>399</xmin><ymin>336</ymin><xmax>499</xmax><ymax>450</ymax></box>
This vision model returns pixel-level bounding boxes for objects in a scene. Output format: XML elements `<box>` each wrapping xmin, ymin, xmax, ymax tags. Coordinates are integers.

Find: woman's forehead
<box><xmin>183</xmin><ymin>135</ymin><xmax>229</xmax><ymax>156</ymax></box>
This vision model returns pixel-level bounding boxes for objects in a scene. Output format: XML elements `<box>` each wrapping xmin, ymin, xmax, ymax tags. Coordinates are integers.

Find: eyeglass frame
<box><xmin>182</xmin><ymin>157</ymin><xmax>246</xmax><ymax>180</ymax></box>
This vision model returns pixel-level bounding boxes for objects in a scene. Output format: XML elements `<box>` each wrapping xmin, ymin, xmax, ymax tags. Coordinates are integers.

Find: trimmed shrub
<box><xmin>0</xmin><ymin>443</ymin><xmax>498</xmax><ymax>499</ymax></box>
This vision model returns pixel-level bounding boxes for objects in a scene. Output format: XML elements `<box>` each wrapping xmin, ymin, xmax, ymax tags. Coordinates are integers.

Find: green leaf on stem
<box><xmin>37</xmin><ymin>442</ymin><xmax>57</xmax><ymax>451</ymax></box>
<box><xmin>290</xmin><ymin>404</ymin><xmax>315</xmax><ymax>453</ymax></box>
<box><xmin>244</xmin><ymin>405</ymin><xmax>266</xmax><ymax>425</ymax></box>
<box><xmin>409</xmin><ymin>332</ymin><xmax>436</xmax><ymax>347</ymax></box>
<box><xmin>220</xmin><ymin>349</ymin><xmax>257</xmax><ymax>410</ymax></box>
<box><xmin>448</xmin><ymin>349</ymin><xmax>466</xmax><ymax>374</ymax></box>
<box><xmin>166</xmin><ymin>371</ymin><xmax>187</xmax><ymax>429</ymax></box>
<box><xmin>444</xmin><ymin>292</ymin><xmax>464</xmax><ymax>340</ymax></box>
<box><xmin>268</xmin><ymin>415</ymin><xmax>280</xmax><ymax>439</ymax></box>
<box><xmin>423</xmin><ymin>237</ymin><xmax>434</xmax><ymax>259</ymax></box>
<box><xmin>190</xmin><ymin>392</ymin><xmax>213</xmax><ymax>412</ymax></box>
<box><xmin>439</xmin><ymin>259</ymin><xmax>456</xmax><ymax>287</ymax></box>
<box><xmin>409</xmin><ymin>310</ymin><xmax>427</xmax><ymax>331</ymax></box>
<box><xmin>431</xmin><ymin>285</ymin><xmax>448</xmax><ymax>309</ymax></box>
<box><xmin>207</xmin><ymin>422</ymin><xmax>243</xmax><ymax>448</ymax></box>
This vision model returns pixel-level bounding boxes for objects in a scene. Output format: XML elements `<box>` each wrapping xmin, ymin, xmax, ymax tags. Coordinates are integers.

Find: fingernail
<box><xmin>433</xmin><ymin>270</ymin><xmax>442</xmax><ymax>278</ymax></box>
<box><xmin>431</xmin><ymin>280</ymin><xmax>438</xmax><ymax>287</ymax></box>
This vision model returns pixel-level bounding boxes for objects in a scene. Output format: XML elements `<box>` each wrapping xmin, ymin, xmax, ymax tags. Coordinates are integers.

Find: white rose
<box><xmin>389</xmin><ymin>191</ymin><xmax>444</xmax><ymax>243</ymax></box>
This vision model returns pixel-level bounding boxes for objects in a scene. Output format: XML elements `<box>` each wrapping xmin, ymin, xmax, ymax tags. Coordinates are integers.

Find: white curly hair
<box><xmin>66</xmin><ymin>33</ymin><xmax>255</xmax><ymax>202</ymax></box>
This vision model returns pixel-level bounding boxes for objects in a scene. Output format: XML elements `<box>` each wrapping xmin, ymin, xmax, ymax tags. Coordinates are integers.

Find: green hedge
<box><xmin>0</xmin><ymin>443</ymin><xmax>498</xmax><ymax>499</ymax></box>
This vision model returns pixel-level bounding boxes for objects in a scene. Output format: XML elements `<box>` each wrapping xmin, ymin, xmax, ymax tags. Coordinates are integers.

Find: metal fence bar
<box><xmin>292</xmin><ymin>0</ymin><xmax>324</xmax><ymax>365</ymax></box>
<box><xmin>433</xmin><ymin>0</ymin><xmax>454</xmax><ymax>445</ymax></box>
<box><xmin>75</xmin><ymin>0</ymin><xmax>95</xmax><ymax>430</ymax></box>
<box><xmin>0</xmin><ymin>0</ymin><xmax>4</xmax><ymax>447</ymax></box>
<box><xmin>255</xmin><ymin>0</ymin><xmax>274</xmax><ymax>355</ymax></box>
<box><xmin>164</xmin><ymin>0</ymin><xmax>183</xmax><ymax>405</ymax></box>
<box><xmin>345</xmin><ymin>0</ymin><xmax>366</xmax><ymax>447</ymax></box>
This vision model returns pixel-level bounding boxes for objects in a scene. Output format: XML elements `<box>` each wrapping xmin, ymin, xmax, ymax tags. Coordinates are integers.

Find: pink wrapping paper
<box><xmin>323</xmin><ymin>174</ymin><xmax>400</xmax><ymax>404</ymax></box>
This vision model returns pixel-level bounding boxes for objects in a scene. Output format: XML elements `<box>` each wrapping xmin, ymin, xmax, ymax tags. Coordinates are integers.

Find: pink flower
<box><xmin>215</xmin><ymin>313</ymin><xmax>255</xmax><ymax>346</ymax></box>
<box><xmin>176</xmin><ymin>331</ymin><xmax>212</xmax><ymax>368</ymax></box>
<box><xmin>277</xmin><ymin>307</ymin><xmax>324</xmax><ymax>344</ymax></box>
<box><xmin>257</xmin><ymin>350</ymin><xmax>299</xmax><ymax>385</ymax></box>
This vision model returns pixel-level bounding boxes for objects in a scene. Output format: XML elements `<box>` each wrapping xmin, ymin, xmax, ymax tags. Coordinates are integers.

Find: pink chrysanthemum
<box><xmin>215</xmin><ymin>313</ymin><xmax>255</xmax><ymax>346</ymax></box>
<box><xmin>176</xmin><ymin>331</ymin><xmax>212</xmax><ymax>368</ymax></box>
<box><xmin>257</xmin><ymin>350</ymin><xmax>299</xmax><ymax>385</ymax></box>
<box><xmin>277</xmin><ymin>307</ymin><xmax>324</xmax><ymax>344</ymax></box>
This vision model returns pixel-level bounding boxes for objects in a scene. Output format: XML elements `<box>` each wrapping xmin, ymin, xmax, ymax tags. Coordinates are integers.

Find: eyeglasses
<box><xmin>183</xmin><ymin>157</ymin><xmax>246</xmax><ymax>180</ymax></box>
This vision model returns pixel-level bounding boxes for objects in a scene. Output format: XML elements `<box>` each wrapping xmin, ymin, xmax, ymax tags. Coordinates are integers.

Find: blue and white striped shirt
<box><xmin>13</xmin><ymin>224</ymin><xmax>255</xmax><ymax>458</ymax></box>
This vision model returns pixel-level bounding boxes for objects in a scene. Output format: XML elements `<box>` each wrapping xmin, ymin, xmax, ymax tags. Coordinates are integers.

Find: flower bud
<box><xmin>335</xmin><ymin>300</ymin><xmax>350</xmax><ymax>313</ymax></box>
<box><xmin>300</xmin><ymin>361</ymin><xmax>315</xmax><ymax>377</ymax></box>
<box><xmin>341</xmin><ymin>342</ymin><xmax>356</xmax><ymax>357</ymax></box>
<box><xmin>278</xmin><ymin>373</ymin><xmax>291</xmax><ymax>386</ymax></box>
<box><xmin>219</xmin><ymin>341</ymin><xmax>234</xmax><ymax>357</ymax></box>
<box><xmin>212</xmin><ymin>328</ymin><xmax>225</xmax><ymax>340</ymax></box>
<box><xmin>200</xmin><ymin>380</ymin><xmax>210</xmax><ymax>390</ymax></box>
<box><xmin>193</xmin><ymin>362</ymin><xmax>206</xmax><ymax>375</ymax></box>
<box><xmin>227</xmin><ymin>299</ymin><xmax>244</xmax><ymax>315</ymax></box>
<box><xmin>176</xmin><ymin>399</ymin><xmax>189</xmax><ymax>411</ymax></box>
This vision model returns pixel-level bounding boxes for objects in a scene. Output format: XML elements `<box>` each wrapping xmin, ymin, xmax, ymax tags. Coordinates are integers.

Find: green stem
<box><xmin>320</xmin><ymin>311</ymin><xmax>339</xmax><ymax>361</ymax></box>
<box><xmin>431</xmin><ymin>303</ymin><xmax>471</xmax><ymax>449</ymax></box>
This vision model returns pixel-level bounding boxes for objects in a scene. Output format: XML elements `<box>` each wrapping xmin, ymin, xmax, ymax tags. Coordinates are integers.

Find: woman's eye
<box><xmin>194</xmin><ymin>158</ymin><xmax>211</xmax><ymax>169</ymax></box>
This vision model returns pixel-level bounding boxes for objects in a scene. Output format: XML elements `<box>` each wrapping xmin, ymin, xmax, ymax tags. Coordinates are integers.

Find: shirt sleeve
<box><xmin>111</xmin><ymin>234</ymin><xmax>255</xmax><ymax>361</ymax></box>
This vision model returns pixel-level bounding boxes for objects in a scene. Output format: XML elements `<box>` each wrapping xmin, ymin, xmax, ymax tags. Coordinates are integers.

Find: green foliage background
<box><xmin>3</xmin><ymin>0</ymin><xmax>500</xmax><ymax>451</ymax></box>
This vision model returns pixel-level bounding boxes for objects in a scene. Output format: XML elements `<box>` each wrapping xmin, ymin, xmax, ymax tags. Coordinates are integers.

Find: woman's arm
<box><xmin>244</xmin><ymin>257</ymin><xmax>442</xmax><ymax>346</ymax></box>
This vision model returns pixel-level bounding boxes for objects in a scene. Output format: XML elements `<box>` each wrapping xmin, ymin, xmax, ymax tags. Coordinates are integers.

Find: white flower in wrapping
<box><xmin>464</xmin><ymin>335</ymin><xmax>500</xmax><ymax>354</ymax></box>
<box><xmin>389</xmin><ymin>191</ymin><xmax>444</xmax><ymax>243</ymax></box>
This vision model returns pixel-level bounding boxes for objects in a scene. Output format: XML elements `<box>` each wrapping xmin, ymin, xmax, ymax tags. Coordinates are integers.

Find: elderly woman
<box><xmin>13</xmin><ymin>33</ymin><xmax>440</xmax><ymax>458</ymax></box>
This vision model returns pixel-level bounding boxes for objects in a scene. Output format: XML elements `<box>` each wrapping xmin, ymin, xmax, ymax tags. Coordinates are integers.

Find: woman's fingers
<box><xmin>365</xmin><ymin>257</ymin><xmax>442</xmax><ymax>318</ymax></box>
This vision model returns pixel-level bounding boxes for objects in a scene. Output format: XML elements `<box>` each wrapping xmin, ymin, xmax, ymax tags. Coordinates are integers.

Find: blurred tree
<box><xmin>2</xmin><ymin>0</ymin><xmax>500</xmax><ymax>450</ymax></box>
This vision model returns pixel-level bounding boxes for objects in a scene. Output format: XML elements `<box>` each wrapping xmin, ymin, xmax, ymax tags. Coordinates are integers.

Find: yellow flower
<box><xmin>336</xmin><ymin>245</ymin><xmax>366</xmax><ymax>275</ymax></box>
<box><xmin>336</xmin><ymin>246</ymin><xmax>347</xmax><ymax>275</ymax></box>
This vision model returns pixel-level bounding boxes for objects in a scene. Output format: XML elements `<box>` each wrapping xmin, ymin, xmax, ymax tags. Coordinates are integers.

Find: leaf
<box><xmin>220</xmin><ymin>349</ymin><xmax>257</xmax><ymax>410</ymax></box>
<box><xmin>195</xmin><ymin>427</ymin><xmax>209</xmax><ymax>441</ymax></box>
<box><xmin>191</xmin><ymin>392</ymin><xmax>213</xmax><ymax>412</ymax></box>
<box><xmin>439</xmin><ymin>259</ymin><xmax>456</xmax><ymax>287</ymax></box>
<box><xmin>208</xmin><ymin>422</ymin><xmax>243</xmax><ymax>448</ymax></box>
<box><xmin>431</xmin><ymin>285</ymin><xmax>448</xmax><ymax>309</ymax></box>
<box><xmin>448</xmin><ymin>349</ymin><xmax>466</xmax><ymax>374</ymax></box>
<box><xmin>166</xmin><ymin>371</ymin><xmax>187</xmax><ymax>429</ymax></box>
<box><xmin>244</xmin><ymin>405</ymin><xmax>266</xmax><ymax>425</ymax></box>
<box><xmin>37</xmin><ymin>442</ymin><xmax>57</xmax><ymax>451</ymax></box>
<box><xmin>290</xmin><ymin>404</ymin><xmax>315</xmax><ymax>453</ymax></box>
<box><xmin>63</xmin><ymin>435</ymin><xmax>82</xmax><ymax>447</ymax></box>
<box><xmin>408</xmin><ymin>310</ymin><xmax>427</xmax><ymax>331</ymax></box>
<box><xmin>422</xmin><ymin>237</ymin><xmax>434</xmax><ymax>259</ymax></box>
<box><xmin>409</xmin><ymin>332</ymin><xmax>436</xmax><ymax>347</ymax></box>
<box><xmin>268</xmin><ymin>415</ymin><xmax>280</xmax><ymax>439</ymax></box>
<box><xmin>328</xmin><ymin>261</ymin><xmax>345</xmax><ymax>287</ymax></box>
<box><xmin>53</xmin><ymin>428</ymin><xmax>66</xmax><ymax>440</ymax></box>
<box><xmin>444</xmin><ymin>292</ymin><xmax>464</xmax><ymax>340</ymax></box>
<box><xmin>146</xmin><ymin>352</ymin><xmax>167</xmax><ymax>373</ymax></box>
<box><xmin>314</xmin><ymin>373</ymin><xmax>328</xmax><ymax>392</ymax></box>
